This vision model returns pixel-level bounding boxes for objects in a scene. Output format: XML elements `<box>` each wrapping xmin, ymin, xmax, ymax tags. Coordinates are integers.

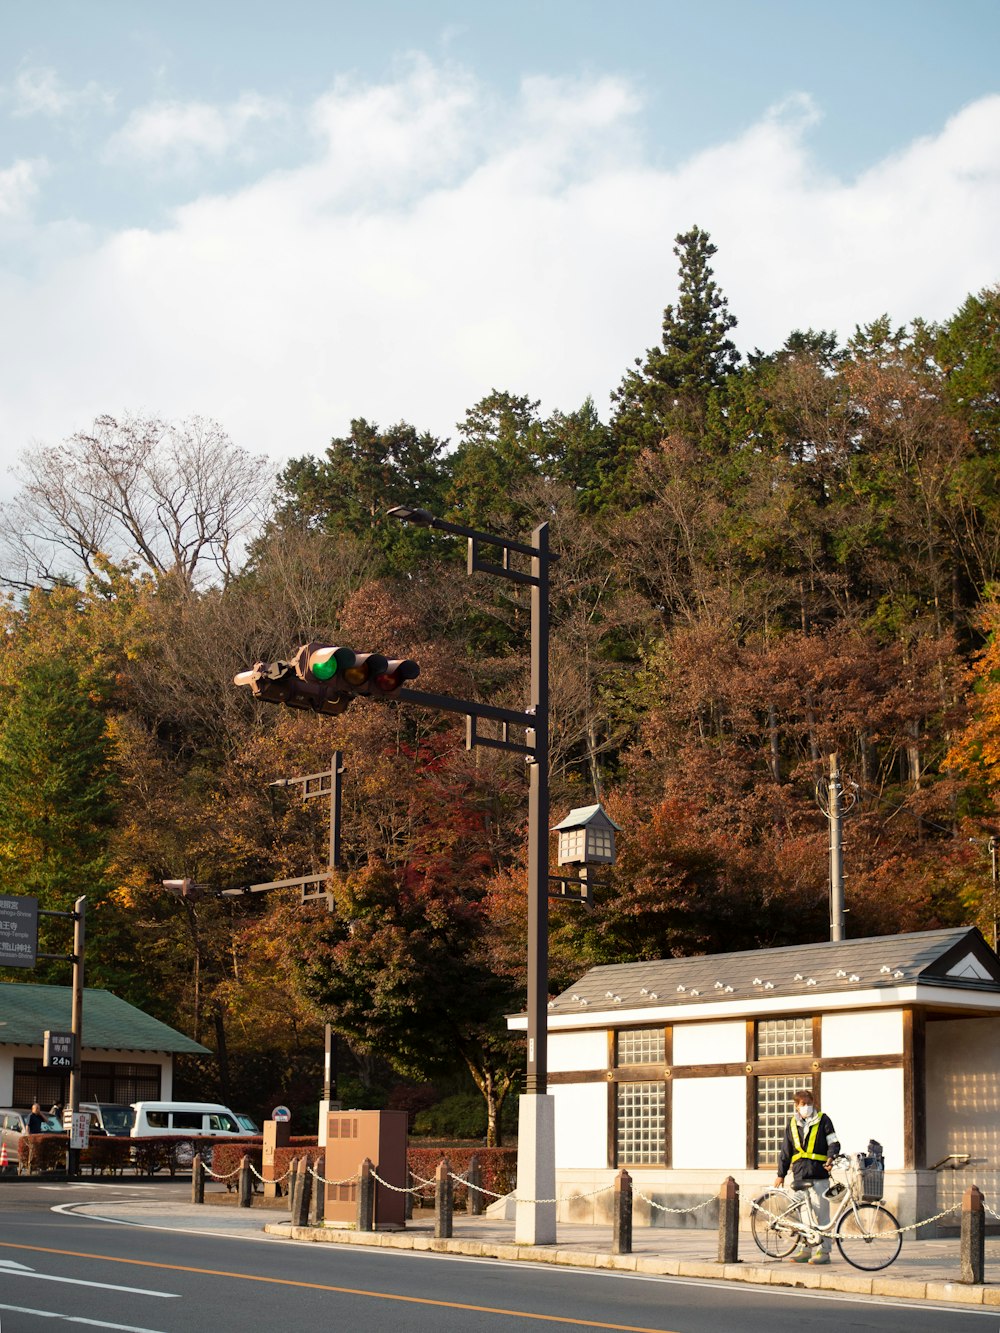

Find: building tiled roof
<box><xmin>549</xmin><ymin>927</ymin><xmax>998</xmax><ymax>1017</ymax></box>
<box><xmin>0</xmin><ymin>983</ymin><xmax>209</xmax><ymax>1054</ymax></box>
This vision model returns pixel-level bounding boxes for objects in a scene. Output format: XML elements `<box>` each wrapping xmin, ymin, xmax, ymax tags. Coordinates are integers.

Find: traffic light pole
<box><xmin>389</xmin><ymin>510</ymin><xmax>556</xmax><ymax>1244</ymax></box>
<box><xmin>37</xmin><ymin>897</ymin><xmax>86</xmax><ymax>1179</ymax></box>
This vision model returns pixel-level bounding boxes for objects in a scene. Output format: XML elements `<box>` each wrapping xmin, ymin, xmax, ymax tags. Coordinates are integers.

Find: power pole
<box><xmin>828</xmin><ymin>754</ymin><xmax>844</xmax><ymax>943</ymax></box>
<box><xmin>67</xmin><ymin>897</ymin><xmax>86</xmax><ymax>1178</ymax></box>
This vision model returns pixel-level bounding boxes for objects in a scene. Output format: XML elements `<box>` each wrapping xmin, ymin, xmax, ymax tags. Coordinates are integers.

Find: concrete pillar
<box><xmin>514</xmin><ymin>1093</ymin><xmax>557</xmax><ymax>1245</ymax></box>
<box><xmin>612</xmin><ymin>1169</ymin><xmax>632</xmax><ymax>1255</ymax></box>
<box><xmin>718</xmin><ymin>1176</ymin><xmax>739</xmax><ymax>1264</ymax></box>
<box><xmin>468</xmin><ymin>1153</ymin><xmax>484</xmax><ymax>1217</ymax></box>
<box><xmin>309</xmin><ymin>1162</ymin><xmax>325</xmax><ymax>1226</ymax></box>
<box><xmin>435</xmin><ymin>1157</ymin><xmax>453</xmax><ymax>1239</ymax></box>
<box><xmin>291</xmin><ymin>1157</ymin><xmax>312</xmax><ymax>1227</ymax></box>
<box><xmin>191</xmin><ymin>1154</ymin><xmax>205</xmax><ymax>1205</ymax></box>
<box><xmin>238</xmin><ymin>1154</ymin><xmax>253</xmax><ymax>1208</ymax></box>
<box><xmin>356</xmin><ymin>1158</ymin><xmax>375</xmax><ymax>1232</ymax></box>
<box><xmin>961</xmin><ymin>1184</ymin><xmax>985</xmax><ymax>1284</ymax></box>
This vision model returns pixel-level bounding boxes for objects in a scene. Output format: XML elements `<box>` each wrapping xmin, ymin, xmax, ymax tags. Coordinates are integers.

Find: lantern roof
<box><xmin>551</xmin><ymin>804</ymin><xmax>622</xmax><ymax>834</ymax></box>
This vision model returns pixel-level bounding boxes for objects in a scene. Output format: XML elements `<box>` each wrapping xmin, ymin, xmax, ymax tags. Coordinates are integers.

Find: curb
<box><xmin>262</xmin><ymin>1222</ymin><xmax>1000</xmax><ymax>1305</ymax></box>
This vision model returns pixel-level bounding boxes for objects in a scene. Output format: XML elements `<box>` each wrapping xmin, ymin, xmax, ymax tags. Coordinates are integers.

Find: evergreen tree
<box><xmin>612</xmin><ymin>225</ymin><xmax>740</xmax><ymax>458</ymax></box>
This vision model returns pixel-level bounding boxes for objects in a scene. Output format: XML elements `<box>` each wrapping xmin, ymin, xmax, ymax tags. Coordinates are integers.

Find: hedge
<box><xmin>17</xmin><ymin>1134</ymin><xmax>261</xmax><ymax>1176</ymax></box>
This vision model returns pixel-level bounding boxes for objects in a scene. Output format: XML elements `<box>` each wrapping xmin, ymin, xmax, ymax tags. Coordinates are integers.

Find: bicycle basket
<box><xmin>849</xmin><ymin>1155</ymin><xmax>884</xmax><ymax>1202</ymax></box>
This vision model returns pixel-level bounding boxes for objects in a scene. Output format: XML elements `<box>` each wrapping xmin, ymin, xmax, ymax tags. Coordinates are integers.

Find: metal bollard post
<box><xmin>292</xmin><ymin>1158</ymin><xmax>313</xmax><ymax>1227</ymax></box>
<box><xmin>468</xmin><ymin>1153</ymin><xmax>484</xmax><ymax>1217</ymax></box>
<box><xmin>191</xmin><ymin>1153</ymin><xmax>205</xmax><ymax>1205</ymax></box>
<box><xmin>717</xmin><ymin>1176</ymin><xmax>739</xmax><ymax>1264</ymax></box>
<box><xmin>238</xmin><ymin>1154</ymin><xmax>253</xmax><ymax>1208</ymax></box>
<box><xmin>961</xmin><ymin>1184</ymin><xmax>985</xmax><ymax>1284</ymax></box>
<box><xmin>356</xmin><ymin>1158</ymin><xmax>375</xmax><ymax>1232</ymax></box>
<box><xmin>404</xmin><ymin>1168</ymin><xmax>413</xmax><ymax>1221</ymax></box>
<box><xmin>309</xmin><ymin>1161</ymin><xmax>325</xmax><ymax>1226</ymax></box>
<box><xmin>435</xmin><ymin>1157</ymin><xmax>453</xmax><ymax>1239</ymax></box>
<box><xmin>612</xmin><ymin>1168</ymin><xmax>632</xmax><ymax>1255</ymax></box>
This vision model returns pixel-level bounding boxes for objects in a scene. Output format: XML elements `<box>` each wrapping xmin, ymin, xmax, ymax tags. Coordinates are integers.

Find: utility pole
<box><xmin>828</xmin><ymin>754</ymin><xmax>844</xmax><ymax>943</ymax></box>
<box><xmin>67</xmin><ymin>897</ymin><xmax>86</xmax><ymax>1179</ymax></box>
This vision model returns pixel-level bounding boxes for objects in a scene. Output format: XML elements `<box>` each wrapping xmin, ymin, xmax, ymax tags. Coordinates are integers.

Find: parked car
<box><xmin>234</xmin><ymin>1113</ymin><xmax>261</xmax><ymax>1134</ymax></box>
<box><xmin>79</xmin><ymin>1102</ymin><xmax>134</xmax><ymax>1137</ymax></box>
<box><xmin>0</xmin><ymin>1108</ymin><xmax>62</xmax><ymax>1164</ymax></box>
<box><xmin>129</xmin><ymin>1101</ymin><xmax>248</xmax><ymax>1170</ymax></box>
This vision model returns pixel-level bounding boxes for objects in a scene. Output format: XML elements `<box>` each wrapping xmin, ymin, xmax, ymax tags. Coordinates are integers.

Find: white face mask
<box><xmin>797</xmin><ymin>1104</ymin><xmax>814</xmax><ymax>1119</ymax></box>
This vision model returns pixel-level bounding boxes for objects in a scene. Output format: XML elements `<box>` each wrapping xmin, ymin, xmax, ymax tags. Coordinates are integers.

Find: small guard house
<box><xmin>508</xmin><ymin>927</ymin><xmax>1000</xmax><ymax>1229</ymax></box>
<box><xmin>0</xmin><ymin>982</ymin><xmax>209</xmax><ymax>1108</ymax></box>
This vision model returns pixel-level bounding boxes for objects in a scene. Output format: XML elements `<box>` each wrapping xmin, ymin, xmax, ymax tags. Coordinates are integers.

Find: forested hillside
<box><xmin>2</xmin><ymin>228</ymin><xmax>999</xmax><ymax>1140</ymax></box>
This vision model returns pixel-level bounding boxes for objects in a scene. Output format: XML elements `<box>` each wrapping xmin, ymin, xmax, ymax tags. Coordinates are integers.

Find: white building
<box><xmin>508</xmin><ymin>927</ymin><xmax>1000</xmax><ymax>1230</ymax></box>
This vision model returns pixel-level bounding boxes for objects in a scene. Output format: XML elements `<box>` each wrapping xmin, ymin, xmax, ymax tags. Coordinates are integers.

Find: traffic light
<box><xmin>234</xmin><ymin>644</ymin><xmax>420</xmax><ymax>715</ymax></box>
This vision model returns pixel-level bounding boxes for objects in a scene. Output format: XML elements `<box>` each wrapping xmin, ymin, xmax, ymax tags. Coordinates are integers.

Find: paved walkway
<box><xmin>69</xmin><ymin>1192</ymin><xmax>1000</xmax><ymax>1308</ymax></box>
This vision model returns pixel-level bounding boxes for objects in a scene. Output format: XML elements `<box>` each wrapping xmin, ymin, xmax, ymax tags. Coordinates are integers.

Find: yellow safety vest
<box><xmin>790</xmin><ymin>1115</ymin><xmax>827</xmax><ymax>1164</ymax></box>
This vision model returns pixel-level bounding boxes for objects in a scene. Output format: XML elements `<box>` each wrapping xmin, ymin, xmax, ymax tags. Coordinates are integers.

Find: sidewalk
<box><xmin>70</xmin><ymin>1190</ymin><xmax>1000</xmax><ymax>1307</ymax></box>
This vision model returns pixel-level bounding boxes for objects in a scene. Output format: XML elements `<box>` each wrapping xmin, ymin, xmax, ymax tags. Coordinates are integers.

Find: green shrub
<box><xmin>412</xmin><ymin>1093</ymin><xmax>486</xmax><ymax>1141</ymax></box>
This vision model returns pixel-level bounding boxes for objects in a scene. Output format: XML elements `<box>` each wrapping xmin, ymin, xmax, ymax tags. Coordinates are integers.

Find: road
<box><xmin>0</xmin><ymin>1181</ymin><xmax>993</xmax><ymax>1332</ymax></box>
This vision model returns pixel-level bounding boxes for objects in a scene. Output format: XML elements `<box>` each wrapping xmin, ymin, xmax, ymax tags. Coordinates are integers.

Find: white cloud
<box><xmin>11</xmin><ymin>66</ymin><xmax>113</xmax><ymax>117</ymax></box>
<box><xmin>0</xmin><ymin>65</ymin><xmax>997</xmax><ymax>492</ymax></box>
<box><xmin>0</xmin><ymin>157</ymin><xmax>46</xmax><ymax>218</ymax></box>
<box><xmin>105</xmin><ymin>93</ymin><xmax>287</xmax><ymax>168</ymax></box>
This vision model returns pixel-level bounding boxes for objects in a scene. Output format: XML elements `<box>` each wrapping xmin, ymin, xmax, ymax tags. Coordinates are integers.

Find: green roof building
<box><xmin>0</xmin><ymin>982</ymin><xmax>209</xmax><ymax>1109</ymax></box>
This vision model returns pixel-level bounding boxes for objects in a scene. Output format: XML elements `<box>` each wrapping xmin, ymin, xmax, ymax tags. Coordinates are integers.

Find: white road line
<box><xmin>0</xmin><ymin>1258</ymin><xmax>177</xmax><ymax>1298</ymax></box>
<box><xmin>0</xmin><ymin>1304</ymin><xmax>166</xmax><ymax>1331</ymax></box>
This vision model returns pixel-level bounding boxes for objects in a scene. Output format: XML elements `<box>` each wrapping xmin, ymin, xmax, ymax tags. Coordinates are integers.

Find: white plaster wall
<box><xmin>552</xmin><ymin>1082</ymin><xmax>607</xmax><ymax>1169</ymax></box>
<box><xmin>672</xmin><ymin>1021</ymin><xmax>745</xmax><ymax>1066</ymax></box>
<box><xmin>820</xmin><ymin>1068</ymin><xmax>904</xmax><ymax>1168</ymax></box>
<box><xmin>672</xmin><ymin>1076</ymin><xmax>745</xmax><ymax>1169</ymax></box>
<box><xmin>547</xmin><ymin>1029</ymin><xmax>608</xmax><ymax>1073</ymax></box>
<box><xmin>821</xmin><ymin>1009</ymin><xmax>903</xmax><ymax>1058</ymax></box>
<box><xmin>926</xmin><ymin>1016</ymin><xmax>1000</xmax><ymax>1169</ymax></box>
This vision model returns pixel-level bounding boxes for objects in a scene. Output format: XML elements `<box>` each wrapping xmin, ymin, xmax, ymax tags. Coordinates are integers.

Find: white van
<box><xmin>130</xmin><ymin>1101</ymin><xmax>246</xmax><ymax>1140</ymax></box>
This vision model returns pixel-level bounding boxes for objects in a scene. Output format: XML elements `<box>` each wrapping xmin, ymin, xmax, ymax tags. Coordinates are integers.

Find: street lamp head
<box><xmin>387</xmin><ymin>505</ymin><xmax>435</xmax><ymax>527</ymax></box>
<box><xmin>551</xmin><ymin>804</ymin><xmax>621</xmax><ymax>868</ymax></box>
<box><xmin>162</xmin><ymin>878</ymin><xmax>199</xmax><ymax>898</ymax></box>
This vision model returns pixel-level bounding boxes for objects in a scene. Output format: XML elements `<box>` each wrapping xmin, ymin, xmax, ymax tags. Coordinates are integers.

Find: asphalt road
<box><xmin>0</xmin><ymin>1181</ymin><xmax>994</xmax><ymax>1332</ymax></box>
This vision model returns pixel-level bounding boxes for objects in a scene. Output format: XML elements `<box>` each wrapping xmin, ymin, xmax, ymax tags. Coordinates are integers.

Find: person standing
<box><xmin>774</xmin><ymin>1088</ymin><xmax>841</xmax><ymax>1264</ymax></box>
<box><xmin>26</xmin><ymin>1104</ymin><xmax>44</xmax><ymax>1134</ymax></box>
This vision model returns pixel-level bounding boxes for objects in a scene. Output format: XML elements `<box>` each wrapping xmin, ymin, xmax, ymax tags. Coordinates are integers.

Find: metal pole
<box><xmin>828</xmin><ymin>754</ymin><xmax>844</xmax><ymax>942</ymax></box>
<box><xmin>990</xmin><ymin>838</ymin><xmax>998</xmax><ymax>954</ymax></box>
<box><xmin>329</xmin><ymin>752</ymin><xmax>342</xmax><ymax>870</ymax></box>
<box><xmin>526</xmin><ymin>520</ymin><xmax>549</xmax><ymax>1096</ymax></box>
<box><xmin>516</xmin><ymin>522</ymin><xmax>556</xmax><ymax>1246</ymax></box>
<box><xmin>67</xmin><ymin>896</ymin><xmax>86</xmax><ymax>1179</ymax></box>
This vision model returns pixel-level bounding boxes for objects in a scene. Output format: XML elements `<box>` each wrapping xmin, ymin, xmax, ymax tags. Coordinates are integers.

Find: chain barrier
<box><xmin>203</xmin><ymin>1163</ymin><xmax>243</xmax><ymax>1181</ymax></box>
<box><xmin>307</xmin><ymin>1164</ymin><xmax>358</xmax><ymax>1188</ymax></box>
<box><xmin>749</xmin><ymin>1190</ymin><xmax>962</xmax><ymax>1239</ymax></box>
<box><xmin>247</xmin><ymin>1163</ymin><xmax>293</xmax><ymax>1183</ymax></box>
<box><xmin>984</xmin><ymin>1202</ymin><xmax>1000</xmax><ymax>1222</ymax></box>
<box><xmin>446</xmin><ymin>1172</ymin><xmax>509</xmax><ymax>1200</ymax></box>
<box><xmin>371</xmin><ymin>1168</ymin><xmax>429</xmax><ymax>1196</ymax></box>
<box><xmin>634</xmin><ymin>1190</ymin><xmax>717</xmax><ymax>1215</ymax></box>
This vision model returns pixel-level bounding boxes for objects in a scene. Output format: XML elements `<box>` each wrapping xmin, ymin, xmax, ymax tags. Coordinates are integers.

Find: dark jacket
<box><xmin>777</xmin><ymin>1110</ymin><xmax>840</xmax><ymax>1184</ymax></box>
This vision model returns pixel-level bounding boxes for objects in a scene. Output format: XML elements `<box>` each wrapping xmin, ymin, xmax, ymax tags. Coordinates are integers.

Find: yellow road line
<box><xmin>0</xmin><ymin>1241</ymin><xmax>679</xmax><ymax>1332</ymax></box>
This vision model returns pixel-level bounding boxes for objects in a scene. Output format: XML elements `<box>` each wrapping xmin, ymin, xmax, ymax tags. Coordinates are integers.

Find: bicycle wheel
<box><xmin>751</xmin><ymin>1191</ymin><xmax>799</xmax><ymax>1258</ymax></box>
<box><xmin>835</xmin><ymin>1201</ymin><xmax>902</xmax><ymax>1271</ymax></box>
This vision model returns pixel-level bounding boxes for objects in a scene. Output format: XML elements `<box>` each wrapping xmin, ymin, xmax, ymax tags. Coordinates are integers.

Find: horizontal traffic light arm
<box><xmin>394</xmin><ymin>686</ymin><xmax>539</xmax><ymax>758</ymax></box>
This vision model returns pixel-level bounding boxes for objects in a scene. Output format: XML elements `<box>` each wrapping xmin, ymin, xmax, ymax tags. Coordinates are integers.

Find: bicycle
<box><xmin>750</xmin><ymin>1153</ymin><xmax>902</xmax><ymax>1271</ymax></box>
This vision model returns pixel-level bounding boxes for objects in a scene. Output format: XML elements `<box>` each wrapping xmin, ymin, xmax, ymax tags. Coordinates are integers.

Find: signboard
<box><xmin>0</xmin><ymin>895</ymin><xmax>37</xmax><ymax>969</ymax></box>
<box><xmin>271</xmin><ymin>1105</ymin><xmax>291</xmax><ymax>1122</ymax></box>
<box><xmin>43</xmin><ymin>1031</ymin><xmax>74</xmax><ymax>1069</ymax></box>
<box><xmin>69</xmin><ymin>1112</ymin><xmax>90</xmax><ymax>1150</ymax></box>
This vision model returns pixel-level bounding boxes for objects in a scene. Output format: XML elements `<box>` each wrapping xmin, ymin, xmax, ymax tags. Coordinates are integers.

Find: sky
<box><xmin>1</xmin><ymin>0</ymin><xmax>999</xmax><ymax>492</ymax></box>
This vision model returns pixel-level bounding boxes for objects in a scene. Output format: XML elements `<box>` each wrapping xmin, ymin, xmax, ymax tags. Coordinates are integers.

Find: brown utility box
<box><xmin>262</xmin><ymin>1120</ymin><xmax>291</xmax><ymax>1199</ymax></box>
<box><xmin>324</xmin><ymin>1109</ymin><xmax>408</xmax><ymax>1227</ymax></box>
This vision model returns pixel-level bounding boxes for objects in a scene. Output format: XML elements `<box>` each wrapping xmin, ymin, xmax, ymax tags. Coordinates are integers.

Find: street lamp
<box><xmin>968</xmin><ymin>836</ymin><xmax>999</xmax><ymax>952</ymax></box>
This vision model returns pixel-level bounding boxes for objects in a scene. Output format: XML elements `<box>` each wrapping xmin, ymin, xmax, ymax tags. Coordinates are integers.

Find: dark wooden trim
<box><xmin>664</xmin><ymin>1066</ymin><xmax>673</xmax><ymax>1169</ymax></box>
<box><xmin>607</xmin><ymin>1079</ymin><xmax>617</xmax><ymax>1168</ymax></box>
<box><xmin>553</xmin><ymin>1052</ymin><xmax>903</xmax><ymax>1086</ymax></box>
<box><xmin>746</xmin><ymin>1019</ymin><xmax>755</xmax><ymax>1063</ymax></box>
<box><xmin>746</xmin><ymin>1072</ymin><xmax>758</xmax><ymax>1169</ymax></box>
<box><xmin>607</xmin><ymin>1028</ymin><xmax>616</xmax><ymax>1070</ymax></box>
<box><xmin>902</xmin><ymin>1007</ymin><xmax>926</xmax><ymax>1170</ymax></box>
<box><xmin>664</xmin><ymin>1024</ymin><xmax>673</xmax><ymax>1069</ymax></box>
<box><xmin>812</xmin><ymin>1014</ymin><xmax>822</xmax><ymax>1059</ymax></box>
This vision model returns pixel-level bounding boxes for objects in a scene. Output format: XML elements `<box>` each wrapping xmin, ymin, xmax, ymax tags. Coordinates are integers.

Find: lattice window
<box><xmin>616</xmin><ymin>1028</ymin><xmax>665</xmax><ymax>1067</ymax></box>
<box><xmin>757</xmin><ymin>1017</ymin><xmax>813</xmax><ymax>1058</ymax></box>
<box><xmin>616</xmin><ymin>1081</ymin><xmax>666</xmax><ymax>1165</ymax></box>
<box><xmin>756</xmin><ymin>1075</ymin><xmax>801</xmax><ymax>1167</ymax></box>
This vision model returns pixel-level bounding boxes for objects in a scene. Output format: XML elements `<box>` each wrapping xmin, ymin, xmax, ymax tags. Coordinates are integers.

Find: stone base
<box><xmin>515</xmin><ymin>1093</ymin><xmax>557</xmax><ymax>1245</ymax></box>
